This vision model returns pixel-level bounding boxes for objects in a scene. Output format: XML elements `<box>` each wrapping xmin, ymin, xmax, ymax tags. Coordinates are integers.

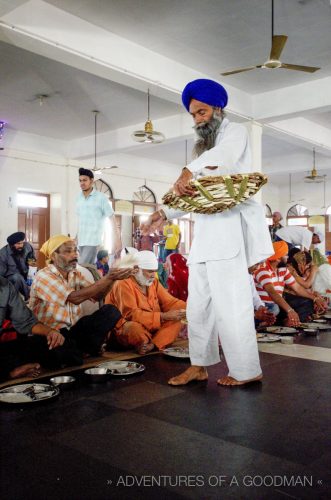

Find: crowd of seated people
<box><xmin>1</xmin><ymin>221</ymin><xmax>330</xmax><ymax>383</ymax></box>
<box><xmin>253</xmin><ymin>241</ymin><xmax>328</xmax><ymax>326</ymax></box>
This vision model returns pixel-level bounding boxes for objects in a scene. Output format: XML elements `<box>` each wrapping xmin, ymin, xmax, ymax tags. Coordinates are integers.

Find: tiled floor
<box><xmin>1</xmin><ymin>328</ymin><xmax>331</xmax><ymax>499</ymax></box>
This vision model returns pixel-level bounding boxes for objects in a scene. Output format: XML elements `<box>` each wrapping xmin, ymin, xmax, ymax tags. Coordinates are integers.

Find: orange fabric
<box><xmin>267</xmin><ymin>241</ymin><xmax>289</xmax><ymax>262</ymax></box>
<box><xmin>114</xmin><ymin>320</ymin><xmax>181</xmax><ymax>350</ymax></box>
<box><xmin>106</xmin><ymin>276</ymin><xmax>186</xmax><ymax>331</ymax></box>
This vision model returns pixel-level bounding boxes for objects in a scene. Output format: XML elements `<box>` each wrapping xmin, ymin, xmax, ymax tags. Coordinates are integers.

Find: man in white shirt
<box><xmin>144</xmin><ymin>79</ymin><xmax>273</xmax><ymax>387</ymax></box>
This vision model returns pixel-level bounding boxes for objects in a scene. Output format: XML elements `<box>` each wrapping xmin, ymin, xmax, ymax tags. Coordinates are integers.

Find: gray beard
<box><xmin>193</xmin><ymin>114</ymin><xmax>223</xmax><ymax>158</ymax></box>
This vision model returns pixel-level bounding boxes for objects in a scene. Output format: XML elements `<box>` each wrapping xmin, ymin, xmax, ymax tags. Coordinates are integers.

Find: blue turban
<box><xmin>182</xmin><ymin>79</ymin><xmax>228</xmax><ymax>112</ymax></box>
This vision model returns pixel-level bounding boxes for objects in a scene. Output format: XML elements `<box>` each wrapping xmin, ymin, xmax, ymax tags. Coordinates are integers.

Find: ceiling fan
<box><xmin>91</xmin><ymin>110</ymin><xmax>118</xmax><ymax>174</ymax></box>
<box><xmin>304</xmin><ymin>148</ymin><xmax>325</xmax><ymax>183</ymax></box>
<box><xmin>221</xmin><ymin>0</ymin><xmax>320</xmax><ymax>76</ymax></box>
<box><xmin>132</xmin><ymin>89</ymin><xmax>165</xmax><ymax>144</ymax></box>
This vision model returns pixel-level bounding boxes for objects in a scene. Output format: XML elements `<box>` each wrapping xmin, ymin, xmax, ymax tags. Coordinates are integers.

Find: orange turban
<box><xmin>267</xmin><ymin>241</ymin><xmax>289</xmax><ymax>262</ymax></box>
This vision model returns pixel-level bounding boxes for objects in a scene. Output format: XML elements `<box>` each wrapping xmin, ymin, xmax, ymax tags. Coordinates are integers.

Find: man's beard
<box><xmin>135</xmin><ymin>269</ymin><xmax>154</xmax><ymax>287</ymax></box>
<box><xmin>11</xmin><ymin>246</ymin><xmax>23</xmax><ymax>255</ymax></box>
<box><xmin>193</xmin><ymin>112</ymin><xmax>223</xmax><ymax>158</ymax></box>
<box><xmin>57</xmin><ymin>256</ymin><xmax>78</xmax><ymax>272</ymax></box>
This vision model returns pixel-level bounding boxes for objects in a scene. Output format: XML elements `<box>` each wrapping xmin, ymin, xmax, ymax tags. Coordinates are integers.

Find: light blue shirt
<box><xmin>76</xmin><ymin>188</ymin><xmax>114</xmax><ymax>246</ymax></box>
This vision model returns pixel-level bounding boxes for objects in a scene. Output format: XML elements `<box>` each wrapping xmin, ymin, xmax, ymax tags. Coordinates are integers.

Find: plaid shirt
<box><xmin>29</xmin><ymin>264</ymin><xmax>91</xmax><ymax>329</ymax></box>
<box><xmin>76</xmin><ymin>188</ymin><xmax>114</xmax><ymax>246</ymax></box>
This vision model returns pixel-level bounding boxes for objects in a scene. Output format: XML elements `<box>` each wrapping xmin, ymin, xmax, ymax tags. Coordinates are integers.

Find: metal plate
<box><xmin>0</xmin><ymin>383</ymin><xmax>59</xmax><ymax>404</ymax></box>
<box><xmin>98</xmin><ymin>361</ymin><xmax>145</xmax><ymax>376</ymax></box>
<box><xmin>257</xmin><ymin>334</ymin><xmax>281</xmax><ymax>343</ymax></box>
<box><xmin>162</xmin><ymin>347</ymin><xmax>190</xmax><ymax>358</ymax></box>
<box><xmin>303</xmin><ymin>322</ymin><xmax>330</xmax><ymax>330</ymax></box>
<box><xmin>266</xmin><ymin>326</ymin><xmax>297</xmax><ymax>334</ymax></box>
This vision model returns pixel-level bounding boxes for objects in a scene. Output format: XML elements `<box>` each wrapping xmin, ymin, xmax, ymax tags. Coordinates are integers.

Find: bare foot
<box><xmin>217</xmin><ymin>374</ymin><xmax>263</xmax><ymax>386</ymax></box>
<box><xmin>9</xmin><ymin>363</ymin><xmax>41</xmax><ymax>379</ymax></box>
<box><xmin>136</xmin><ymin>342</ymin><xmax>155</xmax><ymax>355</ymax></box>
<box><xmin>168</xmin><ymin>366</ymin><xmax>208</xmax><ymax>386</ymax></box>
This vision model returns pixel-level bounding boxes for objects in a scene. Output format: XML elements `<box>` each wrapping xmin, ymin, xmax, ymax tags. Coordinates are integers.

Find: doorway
<box><xmin>17</xmin><ymin>192</ymin><xmax>50</xmax><ymax>269</ymax></box>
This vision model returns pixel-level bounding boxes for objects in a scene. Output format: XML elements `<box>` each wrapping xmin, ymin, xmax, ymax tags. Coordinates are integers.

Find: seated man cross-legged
<box><xmin>0</xmin><ymin>275</ymin><xmax>66</xmax><ymax>381</ymax></box>
<box><xmin>29</xmin><ymin>235</ymin><xmax>135</xmax><ymax>362</ymax></box>
<box><xmin>106</xmin><ymin>250</ymin><xmax>186</xmax><ymax>354</ymax></box>
<box><xmin>254</xmin><ymin>241</ymin><xmax>327</xmax><ymax>326</ymax></box>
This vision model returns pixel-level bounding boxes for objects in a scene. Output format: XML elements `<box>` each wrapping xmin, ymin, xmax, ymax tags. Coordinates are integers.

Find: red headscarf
<box><xmin>166</xmin><ymin>254</ymin><xmax>189</xmax><ymax>302</ymax></box>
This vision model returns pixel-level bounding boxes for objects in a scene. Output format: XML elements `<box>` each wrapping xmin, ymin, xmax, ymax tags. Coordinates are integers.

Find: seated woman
<box><xmin>165</xmin><ymin>253</ymin><xmax>189</xmax><ymax>302</ymax></box>
<box><xmin>283</xmin><ymin>248</ymin><xmax>328</xmax><ymax>322</ymax></box>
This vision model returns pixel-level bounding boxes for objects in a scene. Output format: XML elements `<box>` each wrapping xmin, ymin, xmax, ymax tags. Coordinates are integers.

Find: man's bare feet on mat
<box><xmin>9</xmin><ymin>363</ymin><xmax>41</xmax><ymax>379</ymax></box>
<box><xmin>168</xmin><ymin>366</ymin><xmax>208</xmax><ymax>386</ymax></box>
<box><xmin>217</xmin><ymin>374</ymin><xmax>263</xmax><ymax>386</ymax></box>
<box><xmin>136</xmin><ymin>342</ymin><xmax>155</xmax><ymax>355</ymax></box>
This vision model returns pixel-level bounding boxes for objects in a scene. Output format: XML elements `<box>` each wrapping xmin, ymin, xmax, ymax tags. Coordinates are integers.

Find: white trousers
<box><xmin>187</xmin><ymin>250</ymin><xmax>262</xmax><ymax>381</ymax></box>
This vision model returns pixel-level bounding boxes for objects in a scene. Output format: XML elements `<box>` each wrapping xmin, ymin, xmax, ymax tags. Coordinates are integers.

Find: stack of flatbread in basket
<box><xmin>162</xmin><ymin>172</ymin><xmax>268</xmax><ymax>214</ymax></box>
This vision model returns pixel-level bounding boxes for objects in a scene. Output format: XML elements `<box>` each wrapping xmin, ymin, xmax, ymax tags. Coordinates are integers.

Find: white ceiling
<box><xmin>0</xmin><ymin>41</ymin><xmax>183</xmax><ymax>139</ymax></box>
<box><xmin>45</xmin><ymin>0</ymin><xmax>331</xmax><ymax>93</ymax></box>
<box><xmin>0</xmin><ymin>0</ymin><xmax>330</xmax><ymax>184</ymax></box>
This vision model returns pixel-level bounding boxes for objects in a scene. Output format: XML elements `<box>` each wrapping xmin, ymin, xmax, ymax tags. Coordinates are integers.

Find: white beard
<box><xmin>135</xmin><ymin>269</ymin><xmax>154</xmax><ymax>287</ymax></box>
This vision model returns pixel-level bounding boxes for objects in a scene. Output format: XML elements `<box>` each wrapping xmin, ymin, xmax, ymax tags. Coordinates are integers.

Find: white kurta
<box><xmin>276</xmin><ymin>226</ymin><xmax>312</xmax><ymax>251</ymax></box>
<box><xmin>163</xmin><ymin>118</ymin><xmax>273</xmax><ymax>379</ymax></box>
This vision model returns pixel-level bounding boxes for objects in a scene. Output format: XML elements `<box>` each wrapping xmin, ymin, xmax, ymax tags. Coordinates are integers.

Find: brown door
<box><xmin>18</xmin><ymin>193</ymin><xmax>50</xmax><ymax>269</ymax></box>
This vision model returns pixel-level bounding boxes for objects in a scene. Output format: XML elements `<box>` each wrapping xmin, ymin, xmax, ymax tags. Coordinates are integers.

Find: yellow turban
<box><xmin>267</xmin><ymin>241</ymin><xmax>289</xmax><ymax>262</ymax></box>
<box><xmin>40</xmin><ymin>235</ymin><xmax>72</xmax><ymax>260</ymax></box>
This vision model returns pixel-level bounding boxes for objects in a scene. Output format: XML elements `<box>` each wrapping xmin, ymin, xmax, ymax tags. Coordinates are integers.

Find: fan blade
<box><xmin>280</xmin><ymin>63</ymin><xmax>320</xmax><ymax>73</ymax></box>
<box><xmin>269</xmin><ymin>35</ymin><xmax>288</xmax><ymax>61</ymax></box>
<box><xmin>221</xmin><ymin>66</ymin><xmax>257</xmax><ymax>76</ymax></box>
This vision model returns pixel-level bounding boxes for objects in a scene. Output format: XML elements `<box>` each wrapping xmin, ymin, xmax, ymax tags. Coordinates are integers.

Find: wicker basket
<box><xmin>162</xmin><ymin>172</ymin><xmax>268</xmax><ymax>214</ymax></box>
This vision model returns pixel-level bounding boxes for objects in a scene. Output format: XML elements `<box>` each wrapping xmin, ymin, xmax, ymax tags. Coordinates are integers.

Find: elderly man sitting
<box><xmin>29</xmin><ymin>235</ymin><xmax>135</xmax><ymax>360</ymax></box>
<box><xmin>105</xmin><ymin>250</ymin><xmax>186</xmax><ymax>354</ymax></box>
<box><xmin>0</xmin><ymin>232</ymin><xmax>36</xmax><ymax>300</ymax></box>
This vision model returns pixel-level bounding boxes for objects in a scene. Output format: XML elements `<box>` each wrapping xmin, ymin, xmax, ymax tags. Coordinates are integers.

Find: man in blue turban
<box><xmin>143</xmin><ymin>79</ymin><xmax>273</xmax><ymax>388</ymax></box>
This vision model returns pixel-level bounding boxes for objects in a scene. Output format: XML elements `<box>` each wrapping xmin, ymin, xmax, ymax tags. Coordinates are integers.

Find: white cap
<box><xmin>137</xmin><ymin>251</ymin><xmax>158</xmax><ymax>270</ymax></box>
<box><xmin>313</xmin><ymin>230</ymin><xmax>324</xmax><ymax>243</ymax></box>
<box><xmin>120</xmin><ymin>247</ymin><xmax>138</xmax><ymax>258</ymax></box>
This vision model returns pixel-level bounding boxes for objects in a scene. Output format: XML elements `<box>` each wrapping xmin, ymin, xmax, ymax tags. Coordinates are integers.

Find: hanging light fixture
<box><xmin>304</xmin><ymin>148</ymin><xmax>324</xmax><ymax>183</ymax></box>
<box><xmin>131</xmin><ymin>89</ymin><xmax>165</xmax><ymax>144</ymax></box>
<box><xmin>90</xmin><ymin>110</ymin><xmax>118</xmax><ymax>174</ymax></box>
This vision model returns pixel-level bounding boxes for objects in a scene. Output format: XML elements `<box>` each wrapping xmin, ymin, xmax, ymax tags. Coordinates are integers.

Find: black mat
<box><xmin>1</xmin><ymin>348</ymin><xmax>330</xmax><ymax>499</ymax></box>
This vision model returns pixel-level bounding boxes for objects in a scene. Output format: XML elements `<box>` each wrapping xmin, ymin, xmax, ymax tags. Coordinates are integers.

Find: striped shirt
<box><xmin>29</xmin><ymin>264</ymin><xmax>91</xmax><ymax>329</ymax></box>
<box><xmin>253</xmin><ymin>262</ymin><xmax>295</xmax><ymax>303</ymax></box>
<box><xmin>76</xmin><ymin>188</ymin><xmax>114</xmax><ymax>246</ymax></box>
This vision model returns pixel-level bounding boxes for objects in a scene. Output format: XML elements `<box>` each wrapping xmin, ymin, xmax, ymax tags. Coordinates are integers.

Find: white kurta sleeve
<box><xmin>162</xmin><ymin>207</ymin><xmax>187</xmax><ymax>220</ymax></box>
<box><xmin>187</xmin><ymin>122</ymin><xmax>249</xmax><ymax>175</ymax></box>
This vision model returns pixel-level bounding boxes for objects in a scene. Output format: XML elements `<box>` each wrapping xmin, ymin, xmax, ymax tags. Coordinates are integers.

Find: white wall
<box><xmin>274</xmin><ymin>176</ymin><xmax>331</xmax><ymax>219</ymax></box>
<box><xmin>0</xmin><ymin>148</ymin><xmax>179</xmax><ymax>247</ymax></box>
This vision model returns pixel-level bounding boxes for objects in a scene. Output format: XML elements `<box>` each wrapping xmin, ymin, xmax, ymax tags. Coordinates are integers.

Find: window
<box><xmin>287</xmin><ymin>204</ymin><xmax>308</xmax><ymax>217</ymax></box>
<box><xmin>287</xmin><ymin>204</ymin><xmax>309</xmax><ymax>227</ymax></box>
<box><xmin>94</xmin><ymin>179</ymin><xmax>113</xmax><ymax>200</ymax></box>
<box><xmin>17</xmin><ymin>193</ymin><xmax>48</xmax><ymax>208</ymax></box>
<box><xmin>133</xmin><ymin>185</ymin><xmax>156</xmax><ymax>203</ymax></box>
